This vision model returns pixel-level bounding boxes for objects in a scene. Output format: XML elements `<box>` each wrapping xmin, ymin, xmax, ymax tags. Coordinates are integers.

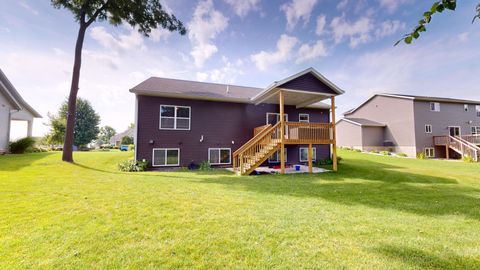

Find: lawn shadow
<box><xmin>374</xmin><ymin>244</ymin><xmax>480</xmax><ymax>269</ymax></box>
<box><xmin>196</xmin><ymin>159</ymin><xmax>480</xmax><ymax>220</ymax></box>
<box><xmin>0</xmin><ymin>152</ymin><xmax>56</xmax><ymax>171</ymax></box>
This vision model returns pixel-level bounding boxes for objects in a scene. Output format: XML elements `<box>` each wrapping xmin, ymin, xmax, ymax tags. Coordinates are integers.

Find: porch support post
<box><xmin>27</xmin><ymin>120</ymin><xmax>33</xmax><ymax>137</ymax></box>
<box><xmin>280</xmin><ymin>90</ymin><xmax>285</xmax><ymax>174</ymax></box>
<box><xmin>331</xmin><ymin>96</ymin><xmax>338</xmax><ymax>172</ymax></box>
<box><xmin>446</xmin><ymin>145</ymin><xmax>449</xmax><ymax>160</ymax></box>
<box><xmin>308</xmin><ymin>143</ymin><xmax>313</xmax><ymax>173</ymax></box>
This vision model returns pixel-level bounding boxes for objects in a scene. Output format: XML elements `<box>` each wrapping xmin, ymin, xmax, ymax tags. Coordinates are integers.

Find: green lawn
<box><xmin>1</xmin><ymin>150</ymin><xmax>479</xmax><ymax>269</ymax></box>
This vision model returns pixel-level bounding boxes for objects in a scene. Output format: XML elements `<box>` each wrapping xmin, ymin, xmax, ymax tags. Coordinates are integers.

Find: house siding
<box><xmin>0</xmin><ymin>91</ymin><xmax>14</xmax><ymax>151</ymax></box>
<box><xmin>278</xmin><ymin>73</ymin><xmax>337</xmax><ymax>95</ymax></box>
<box><xmin>413</xmin><ymin>101</ymin><xmax>480</xmax><ymax>157</ymax></box>
<box><xmin>336</xmin><ymin>121</ymin><xmax>362</xmax><ymax>149</ymax></box>
<box><xmin>136</xmin><ymin>95</ymin><xmax>331</xmax><ymax>167</ymax></box>
<box><xmin>341</xmin><ymin>95</ymin><xmax>417</xmax><ymax>156</ymax></box>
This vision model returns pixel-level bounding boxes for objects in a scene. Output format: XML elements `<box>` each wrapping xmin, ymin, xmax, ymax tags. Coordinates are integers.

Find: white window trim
<box><xmin>208</xmin><ymin>148</ymin><xmax>231</xmax><ymax>165</ymax></box>
<box><xmin>152</xmin><ymin>148</ymin><xmax>180</xmax><ymax>167</ymax></box>
<box><xmin>425</xmin><ymin>124</ymin><xmax>432</xmax><ymax>134</ymax></box>
<box><xmin>430</xmin><ymin>102</ymin><xmax>440</xmax><ymax>112</ymax></box>
<box><xmin>268</xmin><ymin>149</ymin><xmax>287</xmax><ymax>163</ymax></box>
<box><xmin>266</xmin><ymin>113</ymin><xmax>288</xmax><ymax>125</ymax></box>
<box><xmin>424</xmin><ymin>148</ymin><xmax>435</xmax><ymax>158</ymax></box>
<box><xmin>448</xmin><ymin>126</ymin><xmax>462</xmax><ymax>136</ymax></box>
<box><xmin>472</xmin><ymin>126</ymin><xmax>480</xmax><ymax>135</ymax></box>
<box><xmin>476</xmin><ymin>105</ymin><xmax>480</xmax><ymax>117</ymax></box>
<box><xmin>159</xmin><ymin>105</ymin><xmax>191</xmax><ymax>130</ymax></box>
<box><xmin>464</xmin><ymin>104</ymin><xmax>469</xmax><ymax>112</ymax></box>
<box><xmin>299</xmin><ymin>113</ymin><xmax>310</xmax><ymax>123</ymax></box>
<box><xmin>299</xmin><ymin>147</ymin><xmax>317</xmax><ymax>162</ymax></box>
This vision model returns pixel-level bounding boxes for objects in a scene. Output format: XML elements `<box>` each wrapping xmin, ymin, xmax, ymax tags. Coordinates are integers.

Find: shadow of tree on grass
<box><xmin>196</xmin><ymin>159</ymin><xmax>480</xmax><ymax>220</ymax></box>
<box><xmin>0</xmin><ymin>152</ymin><xmax>55</xmax><ymax>171</ymax></box>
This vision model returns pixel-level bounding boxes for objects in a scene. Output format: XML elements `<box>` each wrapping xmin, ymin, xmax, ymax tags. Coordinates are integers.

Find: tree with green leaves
<box><xmin>120</xmin><ymin>136</ymin><xmax>134</xmax><ymax>145</ymax></box>
<box><xmin>98</xmin><ymin>126</ymin><xmax>116</xmax><ymax>145</ymax></box>
<box><xmin>397</xmin><ymin>0</ymin><xmax>480</xmax><ymax>45</ymax></box>
<box><xmin>51</xmin><ymin>0</ymin><xmax>186</xmax><ymax>162</ymax></box>
<box><xmin>46</xmin><ymin>98</ymin><xmax>100</xmax><ymax>147</ymax></box>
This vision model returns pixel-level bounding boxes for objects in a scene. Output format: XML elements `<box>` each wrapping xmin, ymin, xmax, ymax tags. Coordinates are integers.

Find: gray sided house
<box><xmin>337</xmin><ymin>94</ymin><xmax>480</xmax><ymax>160</ymax></box>
<box><xmin>130</xmin><ymin>68</ymin><xmax>344</xmax><ymax>175</ymax></box>
<box><xmin>0</xmin><ymin>68</ymin><xmax>41</xmax><ymax>153</ymax></box>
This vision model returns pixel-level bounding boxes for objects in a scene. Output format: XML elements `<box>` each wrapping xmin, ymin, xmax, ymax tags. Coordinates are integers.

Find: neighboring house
<box><xmin>109</xmin><ymin>128</ymin><xmax>134</xmax><ymax>147</ymax></box>
<box><xmin>0</xmin><ymin>68</ymin><xmax>41</xmax><ymax>153</ymax></box>
<box><xmin>130</xmin><ymin>68</ymin><xmax>344</xmax><ymax>175</ymax></box>
<box><xmin>337</xmin><ymin>93</ymin><xmax>480</xmax><ymax>160</ymax></box>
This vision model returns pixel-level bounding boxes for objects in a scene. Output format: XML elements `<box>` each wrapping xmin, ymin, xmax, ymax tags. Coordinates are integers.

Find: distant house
<box><xmin>109</xmin><ymin>128</ymin><xmax>134</xmax><ymax>147</ymax></box>
<box><xmin>337</xmin><ymin>93</ymin><xmax>480</xmax><ymax>161</ymax></box>
<box><xmin>0</xmin><ymin>69</ymin><xmax>42</xmax><ymax>153</ymax></box>
<box><xmin>130</xmin><ymin>68</ymin><xmax>344</xmax><ymax>175</ymax></box>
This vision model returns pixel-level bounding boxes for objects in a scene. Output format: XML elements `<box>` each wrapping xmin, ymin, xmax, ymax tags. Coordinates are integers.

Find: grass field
<box><xmin>1</xmin><ymin>150</ymin><xmax>479</xmax><ymax>269</ymax></box>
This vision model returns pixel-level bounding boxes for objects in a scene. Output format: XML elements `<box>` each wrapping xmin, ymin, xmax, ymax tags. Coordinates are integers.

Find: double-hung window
<box><xmin>208</xmin><ymin>148</ymin><xmax>231</xmax><ymax>165</ymax></box>
<box><xmin>476</xmin><ymin>105</ymin><xmax>480</xmax><ymax>117</ymax></box>
<box><xmin>464</xmin><ymin>104</ymin><xmax>469</xmax><ymax>112</ymax></box>
<box><xmin>425</xmin><ymin>124</ymin><xmax>432</xmax><ymax>134</ymax></box>
<box><xmin>152</xmin><ymin>148</ymin><xmax>180</xmax><ymax>166</ymax></box>
<box><xmin>299</xmin><ymin>114</ymin><xmax>310</xmax><ymax>123</ymax></box>
<box><xmin>472</xmin><ymin>126</ymin><xmax>480</xmax><ymax>135</ymax></box>
<box><xmin>299</xmin><ymin>147</ymin><xmax>316</xmax><ymax>162</ymax></box>
<box><xmin>268</xmin><ymin>149</ymin><xmax>287</xmax><ymax>163</ymax></box>
<box><xmin>160</xmin><ymin>105</ymin><xmax>191</xmax><ymax>130</ymax></box>
<box><xmin>424</xmin><ymin>148</ymin><xmax>435</xmax><ymax>158</ymax></box>
<box><xmin>430</xmin><ymin>102</ymin><xmax>440</xmax><ymax>112</ymax></box>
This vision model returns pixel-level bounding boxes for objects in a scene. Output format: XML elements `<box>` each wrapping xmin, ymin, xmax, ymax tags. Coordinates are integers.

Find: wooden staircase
<box><xmin>434</xmin><ymin>135</ymin><xmax>480</xmax><ymax>162</ymax></box>
<box><xmin>233</xmin><ymin>122</ymin><xmax>282</xmax><ymax>175</ymax></box>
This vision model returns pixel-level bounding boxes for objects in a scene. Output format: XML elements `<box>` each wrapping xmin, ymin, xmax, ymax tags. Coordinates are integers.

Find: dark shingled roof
<box><xmin>340</xmin><ymin>118</ymin><xmax>386</xmax><ymax>127</ymax></box>
<box><xmin>379</xmin><ymin>93</ymin><xmax>480</xmax><ymax>105</ymax></box>
<box><xmin>130</xmin><ymin>77</ymin><xmax>331</xmax><ymax>109</ymax></box>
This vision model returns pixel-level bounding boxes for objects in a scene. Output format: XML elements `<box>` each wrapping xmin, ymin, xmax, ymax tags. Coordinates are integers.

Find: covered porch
<box><xmin>233</xmin><ymin>68</ymin><xmax>344</xmax><ymax>175</ymax></box>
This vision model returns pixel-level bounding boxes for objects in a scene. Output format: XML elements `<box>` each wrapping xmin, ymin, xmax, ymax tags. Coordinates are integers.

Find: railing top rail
<box><xmin>233</xmin><ymin>122</ymin><xmax>281</xmax><ymax>156</ymax></box>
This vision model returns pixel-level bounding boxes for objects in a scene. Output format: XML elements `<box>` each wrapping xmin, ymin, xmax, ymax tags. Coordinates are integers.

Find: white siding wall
<box><xmin>0</xmin><ymin>92</ymin><xmax>14</xmax><ymax>151</ymax></box>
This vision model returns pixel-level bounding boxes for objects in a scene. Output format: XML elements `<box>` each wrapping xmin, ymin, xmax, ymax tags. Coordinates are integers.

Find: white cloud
<box><xmin>90</xmin><ymin>26</ymin><xmax>146</xmax><ymax>52</ymax></box>
<box><xmin>330</xmin><ymin>16</ymin><xmax>373</xmax><ymax>48</ymax></box>
<box><xmin>281</xmin><ymin>0</ymin><xmax>318</xmax><ymax>31</ymax></box>
<box><xmin>377</xmin><ymin>0</ymin><xmax>410</xmax><ymax>13</ymax></box>
<box><xmin>315</xmin><ymin>15</ymin><xmax>326</xmax><ymax>36</ymax></box>
<box><xmin>196</xmin><ymin>56</ymin><xmax>244</xmax><ymax>84</ymax></box>
<box><xmin>150</xmin><ymin>28</ymin><xmax>172</xmax><ymax>42</ymax></box>
<box><xmin>223</xmin><ymin>0</ymin><xmax>260</xmax><ymax>17</ymax></box>
<box><xmin>296</xmin><ymin>40</ymin><xmax>327</xmax><ymax>63</ymax></box>
<box><xmin>188</xmin><ymin>0</ymin><xmax>229</xmax><ymax>68</ymax></box>
<box><xmin>458</xmin><ymin>32</ymin><xmax>470</xmax><ymax>43</ymax></box>
<box><xmin>375</xmin><ymin>20</ymin><xmax>405</xmax><ymax>39</ymax></box>
<box><xmin>19</xmin><ymin>1</ymin><xmax>39</xmax><ymax>16</ymax></box>
<box><xmin>250</xmin><ymin>34</ymin><xmax>299</xmax><ymax>71</ymax></box>
<box><xmin>337</xmin><ymin>0</ymin><xmax>348</xmax><ymax>10</ymax></box>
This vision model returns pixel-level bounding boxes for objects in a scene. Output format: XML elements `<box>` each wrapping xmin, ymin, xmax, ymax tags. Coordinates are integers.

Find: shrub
<box><xmin>120</xmin><ymin>136</ymin><xmax>134</xmax><ymax>145</ymax></box>
<box><xmin>9</xmin><ymin>137</ymin><xmax>36</xmax><ymax>154</ymax></box>
<box><xmin>337</xmin><ymin>156</ymin><xmax>343</xmax><ymax>164</ymax></box>
<box><xmin>380</xmin><ymin>151</ymin><xmax>391</xmax><ymax>156</ymax></box>
<box><xmin>118</xmin><ymin>159</ymin><xmax>148</xmax><ymax>172</ymax></box>
<box><xmin>199</xmin><ymin>161</ymin><xmax>213</xmax><ymax>171</ymax></box>
<box><xmin>462</xmin><ymin>156</ymin><xmax>475</xmax><ymax>163</ymax></box>
<box><xmin>354</xmin><ymin>149</ymin><xmax>362</xmax><ymax>152</ymax></box>
<box><xmin>27</xmin><ymin>147</ymin><xmax>48</xmax><ymax>153</ymax></box>
<box><xmin>397</xmin><ymin>153</ymin><xmax>408</xmax><ymax>157</ymax></box>
<box><xmin>370</xmin><ymin>150</ymin><xmax>379</xmax><ymax>154</ymax></box>
<box><xmin>416</xmin><ymin>152</ymin><xmax>426</xmax><ymax>160</ymax></box>
<box><xmin>128</xmin><ymin>144</ymin><xmax>135</xmax><ymax>151</ymax></box>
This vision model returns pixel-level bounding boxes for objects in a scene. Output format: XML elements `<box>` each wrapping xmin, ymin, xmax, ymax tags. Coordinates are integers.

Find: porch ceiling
<box><xmin>253</xmin><ymin>88</ymin><xmax>332</xmax><ymax>108</ymax></box>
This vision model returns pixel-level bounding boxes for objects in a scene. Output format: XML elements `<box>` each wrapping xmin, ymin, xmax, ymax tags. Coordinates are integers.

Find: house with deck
<box><xmin>130</xmin><ymin>68</ymin><xmax>344</xmax><ymax>175</ymax></box>
<box><xmin>0</xmin><ymin>68</ymin><xmax>42</xmax><ymax>153</ymax></box>
<box><xmin>337</xmin><ymin>94</ymin><xmax>480</xmax><ymax>161</ymax></box>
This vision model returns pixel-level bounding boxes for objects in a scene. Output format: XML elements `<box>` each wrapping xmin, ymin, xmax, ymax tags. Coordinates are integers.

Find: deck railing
<box><xmin>253</xmin><ymin>124</ymin><xmax>271</xmax><ymax>136</ymax></box>
<box><xmin>434</xmin><ymin>135</ymin><xmax>479</xmax><ymax>161</ymax></box>
<box><xmin>284</xmin><ymin>122</ymin><xmax>333</xmax><ymax>144</ymax></box>
<box><xmin>460</xmin><ymin>135</ymin><xmax>480</xmax><ymax>145</ymax></box>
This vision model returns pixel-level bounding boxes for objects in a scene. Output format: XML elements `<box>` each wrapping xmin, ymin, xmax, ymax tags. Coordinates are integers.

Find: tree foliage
<box><xmin>120</xmin><ymin>136</ymin><xmax>134</xmax><ymax>145</ymax></box>
<box><xmin>397</xmin><ymin>0</ymin><xmax>480</xmax><ymax>45</ymax></box>
<box><xmin>51</xmin><ymin>0</ymin><xmax>186</xmax><ymax>162</ymax></box>
<box><xmin>46</xmin><ymin>98</ymin><xmax>100</xmax><ymax>147</ymax></box>
<box><xmin>98</xmin><ymin>126</ymin><xmax>116</xmax><ymax>144</ymax></box>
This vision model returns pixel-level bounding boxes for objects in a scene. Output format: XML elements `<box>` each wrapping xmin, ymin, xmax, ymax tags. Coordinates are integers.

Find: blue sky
<box><xmin>1</xmin><ymin>0</ymin><xmax>479</xmax><ymax>138</ymax></box>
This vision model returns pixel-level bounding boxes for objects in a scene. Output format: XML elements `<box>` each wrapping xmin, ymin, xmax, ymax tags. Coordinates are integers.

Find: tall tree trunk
<box><xmin>62</xmin><ymin>23</ymin><xmax>87</xmax><ymax>162</ymax></box>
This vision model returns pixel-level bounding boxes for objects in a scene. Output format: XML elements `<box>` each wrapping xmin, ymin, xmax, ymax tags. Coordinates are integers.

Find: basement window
<box><xmin>424</xmin><ymin>148</ymin><xmax>435</xmax><ymax>158</ymax></box>
<box><xmin>299</xmin><ymin>147</ymin><xmax>317</xmax><ymax>162</ymax></box>
<box><xmin>425</xmin><ymin>125</ymin><xmax>432</xmax><ymax>134</ymax></box>
<box><xmin>152</xmin><ymin>148</ymin><xmax>180</xmax><ymax>166</ymax></box>
<box><xmin>208</xmin><ymin>148</ymin><xmax>231</xmax><ymax>165</ymax></box>
<box><xmin>268</xmin><ymin>149</ymin><xmax>287</xmax><ymax>163</ymax></box>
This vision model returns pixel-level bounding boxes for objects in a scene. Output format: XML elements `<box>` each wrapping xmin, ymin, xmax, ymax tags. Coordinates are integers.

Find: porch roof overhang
<box><xmin>250</xmin><ymin>68</ymin><xmax>345</xmax><ymax>108</ymax></box>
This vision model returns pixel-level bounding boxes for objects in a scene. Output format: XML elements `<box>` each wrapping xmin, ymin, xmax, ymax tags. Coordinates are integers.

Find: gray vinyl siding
<box><xmin>362</xmin><ymin>127</ymin><xmax>384</xmax><ymax>147</ymax></box>
<box><xmin>344</xmin><ymin>95</ymin><xmax>416</xmax><ymax>151</ymax></box>
<box><xmin>413</xmin><ymin>101</ymin><xmax>480</xmax><ymax>157</ymax></box>
<box><xmin>336</xmin><ymin>121</ymin><xmax>362</xmax><ymax>148</ymax></box>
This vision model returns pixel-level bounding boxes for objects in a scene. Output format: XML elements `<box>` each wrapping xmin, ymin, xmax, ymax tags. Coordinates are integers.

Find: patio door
<box><xmin>449</xmin><ymin>126</ymin><xmax>461</xmax><ymax>137</ymax></box>
<box><xmin>266</xmin><ymin>113</ymin><xmax>288</xmax><ymax>125</ymax></box>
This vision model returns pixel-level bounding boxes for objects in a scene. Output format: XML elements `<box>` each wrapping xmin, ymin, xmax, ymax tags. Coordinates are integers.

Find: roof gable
<box><xmin>0</xmin><ymin>68</ymin><xmax>41</xmax><ymax>118</ymax></box>
<box><xmin>277</xmin><ymin>72</ymin><xmax>337</xmax><ymax>95</ymax></box>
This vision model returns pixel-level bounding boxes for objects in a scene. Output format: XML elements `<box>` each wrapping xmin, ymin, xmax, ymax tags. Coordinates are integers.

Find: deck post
<box><xmin>280</xmin><ymin>90</ymin><xmax>285</xmax><ymax>174</ymax></box>
<box><xmin>308</xmin><ymin>143</ymin><xmax>313</xmax><ymax>173</ymax></box>
<box><xmin>331</xmin><ymin>96</ymin><xmax>338</xmax><ymax>172</ymax></box>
